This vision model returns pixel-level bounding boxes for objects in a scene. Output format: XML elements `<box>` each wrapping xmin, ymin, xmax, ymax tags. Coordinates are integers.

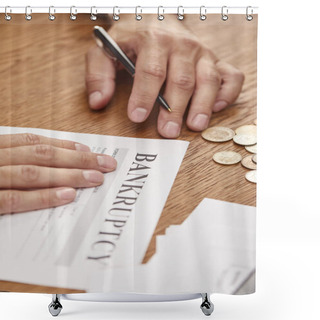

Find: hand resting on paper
<box><xmin>0</xmin><ymin>133</ymin><xmax>117</xmax><ymax>215</ymax></box>
<box><xmin>85</xmin><ymin>15</ymin><xmax>244</xmax><ymax>138</ymax></box>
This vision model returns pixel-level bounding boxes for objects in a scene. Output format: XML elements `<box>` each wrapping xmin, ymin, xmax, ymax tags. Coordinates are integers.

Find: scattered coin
<box><xmin>202</xmin><ymin>126</ymin><xmax>235</xmax><ymax>142</ymax></box>
<box><xmin>245</xmin><ymin>170</ymin><xmax>257</xmax><ymax>183</ymax></box>
<box><xmin>235</xmin><ymin>125</ymin><xmax>257</xmax><ymax>135</ymax></box>
<box><xmin>252</xmin><ymin>154</ymin><xmax>257</xmax><ymax>164</ymax></box>
<box><xmin>202</xmin><ymin>123</ymin><xmax>258</xmax><ymax>184</ymax></box>
<box><xmin>241</xmin><ymin>155</ymin><xmax>257</xmax><ymax>170</ymax></box>
<box><xmin>245</xmin><ymin>144</ymin><xmax>257</xmax><ymax>153</ymax></box>
<box><xmin>213</xmin><ymin>151</ymin><xmax>242</xmax><ymax>165</ymax></box>
<box><xmin>233</xmin><ymin>134</ymin><xmax>257</xmax><ymax>146</ymax></box>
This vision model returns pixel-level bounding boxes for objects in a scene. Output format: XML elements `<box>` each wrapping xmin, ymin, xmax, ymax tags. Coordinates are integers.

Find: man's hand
<box><xmin>86</xmin><ymin>15</ymin><xmax>244</xmax><ymax>138</ymax></box>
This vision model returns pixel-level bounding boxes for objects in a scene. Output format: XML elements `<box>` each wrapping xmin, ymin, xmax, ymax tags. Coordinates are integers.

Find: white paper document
<box><xmin>89</xmin><ymin>198</ymin><xmax>256</xmax><ymax>294</ymax></box>
<box><xmin>144</xmin><ymin>198</ymin><xmax>256</xmax><ymax>294</ymax></box>
<box><xmin>0</xmin><ymin>126</ymin><xmax>189</xmax><ymax>290</ymax></box>
<box><xmin>0</xmin><ymin>127</ymin><xmax>255</xmax><ymax>295</ymax></box>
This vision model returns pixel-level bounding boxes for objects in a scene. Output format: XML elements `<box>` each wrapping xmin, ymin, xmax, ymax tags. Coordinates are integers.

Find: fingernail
<box><xmin>213</xmin><ymin>100</ymin><xmax>228</xmax><ymax>112</ymax></box>
<box><xmin>97</xmin><ymin>155</ymin><xmax>117</xmax><ymax>170</ymax></box>
<box><xmin>130</xmin><ymin>108</ymin><xmax>148</xmax><ymax>122</ymax></box>
<box><xmin>89</xmin><ymin>91</ymin><xmax>102</xmax><ymax>108</ymax></box>
<box><xmin>75</xmin><ymin>143</ymin><xmax>91</xmax><ymax>152</ymax></box>
<box><xmin>83</xmin><ymin>170</ymin><xmax>104</xmax><ymax>183</ymax></box>
<box><xmin>192</xmin><ymin>114</ymin><xmax>209</xmax><ymax>131</ymax></box>
<box><xmin>56</xmin><ymin>188</ymin><xmax>76</xmax><ymax>201</ymax></box>
<box><xmin>163</xmin><ymin>121</ymin><xmax>180</xmax><ymax>138</ymax></box>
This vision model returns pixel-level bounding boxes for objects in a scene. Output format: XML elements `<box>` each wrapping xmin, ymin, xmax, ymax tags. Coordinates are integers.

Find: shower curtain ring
<box><xmin>221</xmin><ymin>6</ymin><xmax>228</xmax><ymax>21</ymax></box>
<box><xmin>157</xmin><ymin>6</ymin><xmax>164</xmax><ymax>21</ymax></box>
<box><xmin>177</xmin><ymin>6</ymin><xmax>184</xmax><ymax>21</ymax></box>
<box><xmin>113</xmin><ymin>6</ymin><xmax>120</xmax><ymax>21</ymax></box>
<box><xmin>5</xmin><ymin>6</ymin><xmax>12</xmax><ymax>21</ymax></box>
<box><xmin>90</xmin><ymin>6</ymin><xmax>97</xmax><ymax>21</ymax></box>
<box><xmin>25</xmin><ymin>6</ymin><xmax>32</xmax><ymax>21</ymax></box>
<box><xmin>49</xmin><ymin>6</ymin><xmax>56</xmax><ymax>21</ymax></box>
<box><xmin>200</xmin><ymin>6</ymin><xmax>207</xmax><ymax>21</ymax></box>
<box><xmin>70</xmin><ymin>6</ymin><xmax>77</xmax><ymax>21</ymax></box>
<box><xmin>221</xmin><ymin>6</ymin><xmax>229</xmax><ymax>21</ymax></box>
<box><xmin>135</xmin><ymin>6</ymin><xmax>142</xmax><ymax>21</ymax></box>
<box><xmin>246</xmin><ymin>6</ymin><xmax>253</xmax><ymax>21</ymax></box>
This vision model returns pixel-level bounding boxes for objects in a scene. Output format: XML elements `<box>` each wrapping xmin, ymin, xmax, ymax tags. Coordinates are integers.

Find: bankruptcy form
<box><xmin>0</xmin><ymin>126</ymin><xmax>189</xmax><ymax>290</ymax></box>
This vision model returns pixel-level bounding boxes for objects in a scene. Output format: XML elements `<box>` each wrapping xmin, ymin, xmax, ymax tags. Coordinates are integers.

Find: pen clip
<box><xmin>93</xmin><ymin>35</ymin><xmax>117</xmax><ymax>62</ymax></box>
<box><xmin>93</xmin><ymin>26</ymin><xmax>136</xmax><ymax>75</ymax></box>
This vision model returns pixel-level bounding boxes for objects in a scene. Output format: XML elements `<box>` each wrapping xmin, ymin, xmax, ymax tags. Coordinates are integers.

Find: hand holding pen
<box><xmin>93</xmin><ymin>26</ymin><xmax>172</xmax><ymax>113</ymax></box>
<box><xmin>86</xmin><ymin>15</ymin><xmax>244</xmax><ymax>138</ymax></box>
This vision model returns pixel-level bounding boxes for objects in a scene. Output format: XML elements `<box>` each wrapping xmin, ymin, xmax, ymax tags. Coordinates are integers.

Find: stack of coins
<box><xmin>201</xmin><ymin>123</ymin><xmax>257</xmax><ymax>183</ymax></box>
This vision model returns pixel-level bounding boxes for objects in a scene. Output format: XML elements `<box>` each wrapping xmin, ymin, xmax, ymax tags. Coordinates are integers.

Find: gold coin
<box><xmin>233</xmin><ymin>134</ymin><xmax>257</xmax><ymax>146</ymax></box>
<box><xmin>235</xmin><ymin>125</ymin><xmax>257</xmax><ymax>135</ymax></box>
<box><xmin>213</xmin><ymin>151</ymin><xmax>242</xmax><ymax>165</ymax></box>
<box><xmin>245</xmin><ymin>170</ymin><xmax>257</xmax><ymax>183</ymax></box>
<box><xmin>245</xmin><ymin>144</ymin><xmax>257</xmax><ymax>153</ymax></box>
<box><xmin>252</xmin><ymin>154</ymin><xmax>257</xmax><ymax>164</ymax></box>
<box><xmin>241</xmin><ymin>155</ymin><xmax>257</xmax><ymax>170</ymax></box>
<box><xmin>201</xmin><ymin>126</ymin><xmax>235</xmax><ymax>142</ymax></box>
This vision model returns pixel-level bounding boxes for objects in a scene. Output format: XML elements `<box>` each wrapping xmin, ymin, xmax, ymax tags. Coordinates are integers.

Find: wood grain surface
<box><xmin>0</xmin><ymin>14</ymin><xmax>257</xmax><ymax>293</ymax></box>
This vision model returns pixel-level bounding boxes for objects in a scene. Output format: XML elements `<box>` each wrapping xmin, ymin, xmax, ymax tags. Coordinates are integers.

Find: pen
<box><xmin>93</xmin><ymin>26</ymin><xmax>172</xmax><ymax>113</ymax></box>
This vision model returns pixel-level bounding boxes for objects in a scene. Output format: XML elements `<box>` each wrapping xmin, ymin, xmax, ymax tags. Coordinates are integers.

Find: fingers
<box><xmin>0</xmin><ymin>133</ymin><xmax>90</xmax><ymax>151</ymax></box>
<box><xmin>157</xmin><ymin>55</ymin><xmax>195</xmax><ymax>138</ymax></box>
<box><xmin>0</xmin><ymin>145</ymin><xmax>117</xmax><ymax>173</ymax></box>
<box><xmin>0</xmin><ymin>188</ymin><xmax>76</xmax><ymax>215</ymax></box>
<box><xmin>85</xmin><ymin>28</ymin><xmax>245</xmax><ymax>136</ymax></box>
<box><xmin>127</xmin><ymin>43</ymin><xmax>168</xmax><ymax>123</ymax></box>
<box><xmin>213</xmin><ymin>61</ymin><xmax>245</xmax><ymax>112</ymax></box>
<box><xmin>0</xmin><ymin>134</ymin><xmax>117</xmax><ymax>215</ymax></box>
<box><xmin>86</xmin><ymin>45</ymin><xmax>116</xmax><ymax>110</ymax></box>
<box><xmin>0</xmin><ymin>165</ymin><xmax>105</xmax><ymax>189</ymax></box>
<box><xmin>186</xmin><ymin>56</ymin><xmax>221</xmax><ymax>131</ymax></box>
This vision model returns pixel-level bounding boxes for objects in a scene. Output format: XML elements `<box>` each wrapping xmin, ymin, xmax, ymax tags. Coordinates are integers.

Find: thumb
<box><xmin>85</xmin><ymin>45</ymin><xmax>116</xmax><ymax>110</ymax></box>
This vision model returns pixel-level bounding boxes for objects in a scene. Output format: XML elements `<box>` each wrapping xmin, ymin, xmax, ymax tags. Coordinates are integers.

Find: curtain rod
<box><xmin>0</xmin><ymin>6</ymin><xmax>259</xmax><ymax>15</ymax></box>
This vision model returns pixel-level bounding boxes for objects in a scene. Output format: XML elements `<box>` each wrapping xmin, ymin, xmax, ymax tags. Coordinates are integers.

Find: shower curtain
<box><xmin>0</xmin><ymin>9</ymin><xmax>257</xmax><ymax>297</ymax></box>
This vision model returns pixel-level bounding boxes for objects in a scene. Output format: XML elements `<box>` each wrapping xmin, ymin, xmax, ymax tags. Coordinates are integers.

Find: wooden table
<box><xmin>0</xmin><ymin>14</ymin><xmax>257</xmax><ymax>293</ymax></box>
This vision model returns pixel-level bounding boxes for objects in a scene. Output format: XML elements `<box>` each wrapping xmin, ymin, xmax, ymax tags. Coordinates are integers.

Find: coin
<box><xmin>202</xmin><ymin>126</ymin><xmax>235</xmax><ymax>142</ymax></box>
<box><xmin>235</xmin><ymin>125</ymin><xmax>257</xmax><ymax>136</ymax></box>
<box><xmin>241</xmin><ymin>155</ymin><xmax>257</xmax><ymax>170</ymax></box>
<box><xmin>245</xmin><ymin>144</ymin><xmax>257</xmax><ymax>153</ymax></box>
<box><xmin>252</xmin><ymin>154</ymin><xmax>257</xmax><ymax>164</ymax></box>
<box><xmin>233</xmin><ymin>134</ymin><xmax>257</xmax><ymax>146</ymax></box>
<box><xmin>213</xmin><ymin>151</ymin><xmax>242</xmax><ymax>165</ymax></box>
<box><xmin>245</xmin><ymin>170</ymin><xmax>257</xmax><ymax>183</ymax></box>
